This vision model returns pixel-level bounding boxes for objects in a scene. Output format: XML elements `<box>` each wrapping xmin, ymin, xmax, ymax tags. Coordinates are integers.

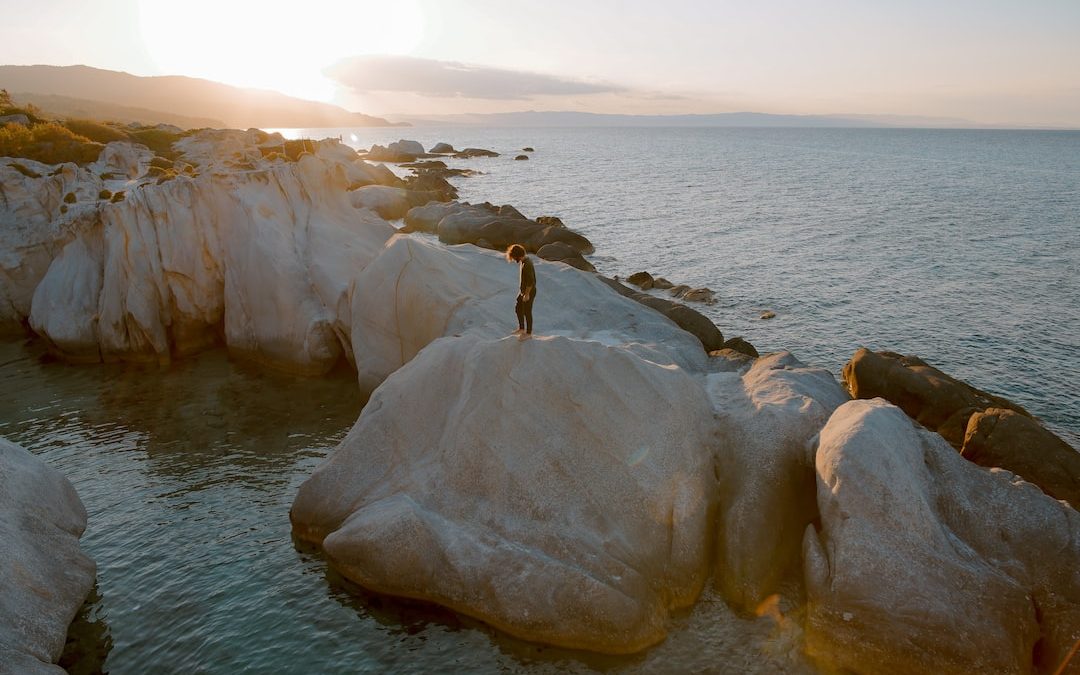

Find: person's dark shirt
<box><xmin>519</xmin><ymin>256</ymin><xmax>536</xmax><ymax>294</ymax></box>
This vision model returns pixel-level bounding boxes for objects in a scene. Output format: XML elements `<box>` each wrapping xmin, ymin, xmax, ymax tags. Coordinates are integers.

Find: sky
<box><xmin>2</xmin><ymin>0</ymin><xmax>1079</xmax><ymax>126</ymax></box>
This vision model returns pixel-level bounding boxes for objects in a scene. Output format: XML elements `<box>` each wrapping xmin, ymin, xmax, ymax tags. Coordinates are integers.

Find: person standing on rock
<box><xmin>506</xmin><ymin>244</ymin><xmax>536</xmax><ymax>339</ymax></box>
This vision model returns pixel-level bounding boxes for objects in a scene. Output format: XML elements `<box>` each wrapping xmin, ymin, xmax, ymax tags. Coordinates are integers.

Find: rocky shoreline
<box><xmin>1</xmin><ymin>128</ymin><xmax>1077</xmax><ymax>673</ymax></box>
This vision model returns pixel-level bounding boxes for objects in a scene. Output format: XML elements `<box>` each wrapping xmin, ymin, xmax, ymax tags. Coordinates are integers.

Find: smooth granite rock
<box><xmin>1</xmin><ymin>438</ymin><xmax>95</xmax><ymax>674</ymax></box>
<box><xmin>804</xmin><ymin>399</ymin><xmax>1080</xmax><ymax>675</ymax></box>
<box><xmin>707</xmin><ymin>352</ymin><xmax>849</xmax><ymax>611</ymax></box>
<box><xmin>291</xmin><ymin>335</ymin><xmax>717</xmax><ymax>653</ymax></box>
<box><xmin>348</xmin><ymin>235</ymin><xmax>708</xmax><ymax>393</ymax></box>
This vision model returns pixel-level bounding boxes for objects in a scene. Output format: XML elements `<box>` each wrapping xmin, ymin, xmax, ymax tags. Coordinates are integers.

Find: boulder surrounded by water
<box><xmin>291</xmin><ymin>334</ymin><xmax>718</xmax><ymax>654</ymax></box>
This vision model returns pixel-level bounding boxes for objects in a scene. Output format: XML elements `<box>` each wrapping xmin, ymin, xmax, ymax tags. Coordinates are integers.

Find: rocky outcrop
<box><xmin>842</xmin><ymin>348</ymin><xmax>1030</xmax><ymax>447</ymax></box>
<box><xmin>719</xmin><ymin>336</ymin><xmax>758</xmax><ymax>359</ymax></box>
<box><xmin>348</xmin><ymin>185</ymin><xmax>435</xmax><ymax>220</ymax></box>
<box><xmin>963</xmin><ymin>408</ymin><xmax>1080</xmax><ymax>510</ymax></box>
<box><xmin>1</xmin><ymin>438</ymin><xmax>95</xmax><ymax>674</ymax></box>
<box><xmin>452</xmin><ymin>147</ymin><xmax>499</xmax><ymax>159</ymax></box>
<box><xmin>707</xmin><ymin>352</ymin><xmax>848</xmax><ymax>611</ymax></box>
<box><xmin>347</xmin><ymin>235</ymin><xmax>709</xmax><ymax>393</ymax></box>
<box><xmin>804</xmin><ymin>399</ymin><xmax>1080</xmax><ymax>675</ymax></box>
<box><xmin>364</xmin><ymin>139</ymin><xmax>426</xmax><ymax>162</ymax></box>
<box><xmin>291</xmin><ymin>334</ymin><xmax>717</xmax><ymax>654</ymax></box>
<box><xmin>429</xmin><ymin>142</ymin><xmax>455</xmax><ymax>154</ymax></box>
<box><xmin>13</xmin><ymin>133</ymin><xmax>398</xmax><ymax>374</ymax></box>
<box><xmin>401</xmin><ymin>201</ymin><xmax>594</xmax><ymax>256</ymax></box>
<box><xmin>536</xmin><ymin>241</ymin><xmax>595</xmax><ymax>272</ymax></box>
<box><xmin>598</xmin><ymin>276</ymin><xmax>724</xmax><ymax>352</ymax></box>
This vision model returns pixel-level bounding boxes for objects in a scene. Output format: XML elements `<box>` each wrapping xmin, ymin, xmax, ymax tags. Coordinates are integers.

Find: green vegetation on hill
<box><xmin>0</xmin><ymin>89</ymin><xmax>185</xmax><ymax>166</ymax></box>
<box><xmin>0</xmin><ymin>122</ymin><xmax>103</xmax><ymax>166</ymax></box>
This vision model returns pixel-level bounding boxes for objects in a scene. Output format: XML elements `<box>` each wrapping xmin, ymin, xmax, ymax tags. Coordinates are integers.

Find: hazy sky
<box><xmin>2</xmin><ymin>0</ymin><xmax>1079</xmax><ymax>125</ymax></box>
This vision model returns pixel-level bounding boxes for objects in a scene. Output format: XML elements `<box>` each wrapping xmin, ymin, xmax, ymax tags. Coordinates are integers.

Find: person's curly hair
<box><xmin>505</xmin><ymin>244</ymin><xmax>526</xmax><ymax>261</ymax></box>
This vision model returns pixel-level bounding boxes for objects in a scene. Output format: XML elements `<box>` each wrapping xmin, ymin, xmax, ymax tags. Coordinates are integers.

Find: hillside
<box><xmin>0</xmin><ymin>64</ymin><xmax>404</xmax><ymax>129</ymax></box>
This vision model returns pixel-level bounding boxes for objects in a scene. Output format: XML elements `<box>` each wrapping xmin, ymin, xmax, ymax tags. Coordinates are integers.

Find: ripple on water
<box><xmin>0</xmin><ymin>341</ymin><xmax>816</xmax><ymax>674</ymax></box>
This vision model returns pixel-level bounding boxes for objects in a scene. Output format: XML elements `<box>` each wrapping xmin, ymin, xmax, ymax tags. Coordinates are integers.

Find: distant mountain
<box><xmin>0</xmin><ymin>64</ymin><xmax>405</xmax><ymax>129</ymax></box>
<box><xmin>389</xmin><ymin>110</ymin><xmax>988</xmax><ymax>128</ymax></box>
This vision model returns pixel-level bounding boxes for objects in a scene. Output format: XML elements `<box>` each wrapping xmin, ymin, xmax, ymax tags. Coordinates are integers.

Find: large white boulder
<box><xmin>0</xmin><ymin>438</ymin><xmax>95</xmax><ymax>674</ymax></box>
<box><xmin>27</xmin><ymin>153</ymin><xmax>394</xmax><ymax>374</ymax></box>
<box><xmin>803</xmin><ymin>399</ymin><xmax>1080</xmax><ymax>674</ymax></box>
<box><xmin>291</xmin><ymin>334</ymin><xmax>717</xmax><ymax>653</ymax></box>
<box><xmin>348</xmin><ymin>234</ymin><xmax>708</xmax><ymax>393</ymax></box>
<box><xmin>706</xmin><ymin>351</ymin><xmax>849</xmax><ymax>611</ymax></box>
<box><xmin>0</xmin><ymin>159</ymin><xmax>99</xmax><ymax>331</ymax></box>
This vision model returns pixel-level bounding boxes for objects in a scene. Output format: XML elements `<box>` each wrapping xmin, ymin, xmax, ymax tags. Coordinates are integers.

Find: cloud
<box><xmin>324</xmin><ymin>55</ymin><xmax>626</xmax><ymax>100</ymax></box>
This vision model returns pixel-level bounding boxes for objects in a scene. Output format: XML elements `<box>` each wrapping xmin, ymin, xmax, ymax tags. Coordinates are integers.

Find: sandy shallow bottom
<box><xmin>0</xmin><ymin>339</ymin><xmax>815</xmax><ymax>674</ymax></box>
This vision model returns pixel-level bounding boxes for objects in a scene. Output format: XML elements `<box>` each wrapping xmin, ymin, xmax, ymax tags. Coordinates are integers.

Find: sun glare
<box><xmin>136</xmin><ymin>0</ymin><xmax>424</xmax><ymax>102</ymax></box>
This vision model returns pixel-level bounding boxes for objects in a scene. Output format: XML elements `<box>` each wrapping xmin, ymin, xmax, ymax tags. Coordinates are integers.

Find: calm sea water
<box><xmin>3</xmin><ymin>127</ymin><xmax>1078</xmax><ymax>673</ymax></box>
<box><xmin>312</xmin><ymin>126</ymin><xmax>1079</xmax><ymax>443</ymax></box>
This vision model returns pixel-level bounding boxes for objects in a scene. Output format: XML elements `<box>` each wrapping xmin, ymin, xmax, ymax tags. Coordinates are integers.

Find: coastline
<box><xmin>2</xmin><ymin>125</ymin><xmax>1080</xmax><ymax>669</ymax></box>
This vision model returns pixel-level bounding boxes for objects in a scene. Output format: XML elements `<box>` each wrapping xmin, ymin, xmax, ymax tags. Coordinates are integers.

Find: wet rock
<box><xmin>841</xmin><ymin>348</ymin><xmax>1030</xmax><ymax>448</ymax></box>
<box><xmin>627</xmin><ymin>271</ymin><xmax>655</xmax><ymax>287</ymax></box>
<box><xmin>429</xmin><ymin>142</ymin><xmax>455</xmax><ymax>154</ymax></box>
<box><xmin>759</xmin><ymin>310</ymin><xmax>776</xmax><ymax>320</ymax></box>
<box><xmin>433</xmin><ymin>204</ymin><xmax>594</xmax><ymax>255</ymax></box>
<box><xmin>598</xmin><ymin>276</ymin><xmax>724</xmax><ymax>352</ymax></box>
<box><xmin>536</xmin><ymin>241</ymin><xmax>596</xmax><ymax>272</ymax></box>
<box><xmin>669</xmin><ymin>284</ymin><xmax>690</xmax><ymax>297</ymax></box>
<box><xmin>514</xmin><ymin>154</ymin><xmax>529</xmax><ymax>160</ymax></box>
<box><xmin>652</xmin><ymin>277</ymin><xmax>674</xmax><ymax>290</ymax></box>
<box><xmin>805</xmin><ymin>399</ymin><xmax>1080</xmax><ymax>675</ymax></box>
<box><xmin>535</xmin><ymin>215</ymin><xmax>564</xmax><ymax>228</ymax></box>
<box><xmin>679</xmin><ymin>287</ymin><xmax>716</xmax><ymax>304</ymax></box>
<box><xmin>720</xmin><ymin>336</ymin><xmax>758</xmax><ymax>359</ymax></box>
<box><xmin>452</xmin><ymin>147</ymin><xmax>500</xmax><ymax>159</ymax></box>
<box><xmin>962</xmin><ymin>408</ymin><xmax>1080</xmax><ymax>510</ymax></box>
<box><xmin>291</xmin><ymin>335</ymin><xmax>717</xmax><ymax>654</ymax></box>
<box><xmin>1</xmin><ymin>438</ymin><xmax>95</xmax><ymax>673</ymax></box>
<box><xmin>522</xmin><ymin>146</ymin><xmax>535</xmax><ymax>152</ymax></box>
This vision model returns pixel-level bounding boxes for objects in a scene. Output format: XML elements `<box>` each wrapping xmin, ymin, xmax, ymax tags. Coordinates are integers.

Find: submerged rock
<box><xmin>452</xmin><ymin>147</ymin><xmax>499</xmax><ymax>159</ymax></box>
<box><xmin>1</xmin><ymin>438</ymin><xmax>95</xmax><ymax>674</ymax></box>
<box><xmin>291</xmin><ymin>335</ymin><xmax>717</xmax><ymax>654</ymax></box>
<box><xmin>804</xmin><ymin>399</ymin><xmax>1080</xmax><ymax>674</ymax></box>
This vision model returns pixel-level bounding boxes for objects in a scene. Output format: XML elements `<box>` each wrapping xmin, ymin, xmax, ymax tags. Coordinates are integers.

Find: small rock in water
<box><xmin>760</xmin><ymin>310</ymin><xmax>777</xmax><ymax>320</ymax></box>
<box><xmin>515</xmin><ymin>154</ymin><xmax>529</xmax><ymax>161</ymax></box>
<box><xmin>522</xmin><ymin>146</ymin><xmax>535</xmax><ymax>152</ymax></box>
<box><xmin>652</xmin><ymin>277</ymin><xmax>674</xmax><ymax>289</ymax></box>
<box><xmin>627</xmin><ymin>271</ymin><xmax>654</xmax><ymax>288</ymax></box>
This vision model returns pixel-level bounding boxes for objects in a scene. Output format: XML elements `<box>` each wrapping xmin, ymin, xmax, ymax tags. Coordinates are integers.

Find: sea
<box><xmin>2</xmin><ymin>126</ymin><xmax>1077</xmax><ymax>673</ymax></box>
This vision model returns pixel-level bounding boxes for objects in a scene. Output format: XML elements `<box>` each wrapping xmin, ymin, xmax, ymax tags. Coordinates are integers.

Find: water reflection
<box><xmin>59</xmin><ymin>584</ymin><xmax>112</xmax><ymax>675</ymax></box>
